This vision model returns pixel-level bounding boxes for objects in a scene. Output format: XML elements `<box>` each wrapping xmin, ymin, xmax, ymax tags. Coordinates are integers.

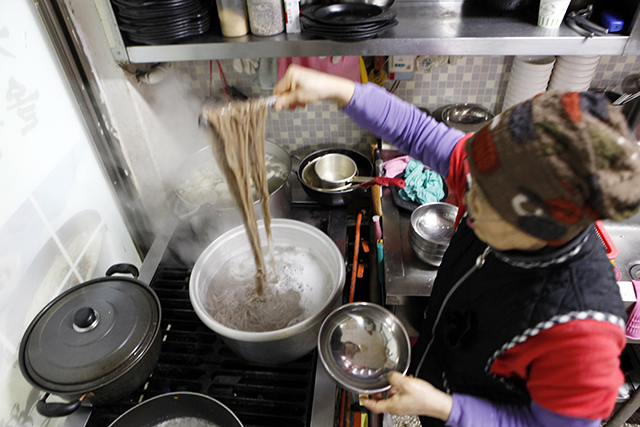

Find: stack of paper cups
<box><xmin>537</xmin><ymin>0</ymin><xmax>571</xmax><ymax>29</ymax></box>
<box><xmin>548</xmin><ymin>56</ymin><xmax>600</xmax><ymax>92</ymax></box>
<box><xmin>503</xmin><ymin>56</ymin><xmax>555</xmax><ymax>110</ymax></box>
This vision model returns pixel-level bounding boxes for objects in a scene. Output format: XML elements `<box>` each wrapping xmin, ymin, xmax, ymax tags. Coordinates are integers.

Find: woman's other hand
<box><xmin>360</xmin><ymin>371</ymin><xmax>453</xmax><ymax>422</ymax></box>
<box><xmin>272</xmin><ymin>64</ymin><xmax>356</xmax><ymax>111</ymax></box>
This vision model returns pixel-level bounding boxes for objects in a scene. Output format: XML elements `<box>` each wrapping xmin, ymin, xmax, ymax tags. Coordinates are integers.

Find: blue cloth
<box><xmin>399</xmin><ymin>159</ymin><xmax>445</xmax><ymax>204</ymax></box>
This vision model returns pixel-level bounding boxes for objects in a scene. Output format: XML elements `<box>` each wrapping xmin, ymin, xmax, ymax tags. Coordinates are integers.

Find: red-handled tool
<box><xmin>359</xmin><ymin>177</ymin><xmax>406</xmax><ymax>189</ymax></box>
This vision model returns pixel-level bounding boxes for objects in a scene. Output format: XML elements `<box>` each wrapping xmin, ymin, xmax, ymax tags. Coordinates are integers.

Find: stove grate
<box><xmin>86</xmin><ymin>267</ymin><xmax>317</xmax><ymax>427</ymax></box>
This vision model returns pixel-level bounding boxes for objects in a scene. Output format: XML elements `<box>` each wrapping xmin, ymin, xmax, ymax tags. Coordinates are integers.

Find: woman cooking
<box><xmin>272</xmin><ymin>65</ymin><xmax>640</xmax><ymax>427</ymax></box>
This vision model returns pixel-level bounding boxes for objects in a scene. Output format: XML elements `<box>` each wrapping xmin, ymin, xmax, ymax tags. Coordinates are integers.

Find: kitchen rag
<box><xmin>399</xmin><ymin>159</ymin><xmax>445</xmax><ymax>205</ymax></box>
<box><xmin>383</xmin><ymin>155</ymin><xmax>412</xmax><ymax>178</ymax></box>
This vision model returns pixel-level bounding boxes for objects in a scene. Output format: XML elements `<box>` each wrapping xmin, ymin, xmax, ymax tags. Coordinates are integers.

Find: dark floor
<box><xmin>603</xmin><ymin>403</ymin><xmax>640</xmax><ymax>426</ymax></box>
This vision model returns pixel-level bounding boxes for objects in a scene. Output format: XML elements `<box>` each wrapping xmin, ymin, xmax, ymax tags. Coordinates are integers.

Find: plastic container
<box><xmin>537</xmin><ymin>0</ymin><xmax>571</xmax><ymax>29</ymax></box>
<box><xmin>247</xmin><ymin>0</ymin><xmax>285</xmax><ymax>36</ymax></box>
<box><xmin>601</xmin><ymin>10</ymin><xmax>624</xmax><ymax>33</ymax></box>
<box><xmin>215</xmin><ymin>0</ymin><xmax>249</xmax><ymax>37</ymax></box>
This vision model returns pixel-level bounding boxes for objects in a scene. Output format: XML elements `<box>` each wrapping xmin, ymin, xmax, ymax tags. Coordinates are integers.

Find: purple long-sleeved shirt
<box><xmin>343</xmin><ymin>82</ymin><xmax>464</xmax><ymax>178</ymax></box>
<box><xmin>341</xmin><ymin>82</ymin><xmax>600</xmax><ymax>427</ymax></box>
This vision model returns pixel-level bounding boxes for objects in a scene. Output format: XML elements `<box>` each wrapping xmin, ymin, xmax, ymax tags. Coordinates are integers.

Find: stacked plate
<box><xmin>548</xmin><ymin>56</ymin><xmax>600</xmax><ymax>92</ymax></box>
<box><xmin>503</xmin><ymin>56</ymin><xmax>555</xmax><ymax>110</ymax></box>
<box><xmin>301</xmin><ymin>4</ymin><xmax>398</xmax><ymax>42</ymax></box>
<box><xmin>111</xmin><ymin>0</ymin><xmax>213</xmax><ymax>45</ymax></box>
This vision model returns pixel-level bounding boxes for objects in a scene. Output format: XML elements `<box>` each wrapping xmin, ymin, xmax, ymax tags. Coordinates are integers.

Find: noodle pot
<box><xmin>18</xmin><ymin>264</ymin><xmax>161</xmax><ymax>418</ymax></box>
<box><xmin>174</xmin><ymin>141</ymin><xmax>292</xmax><ymax>244</ymax></box>
<box><xmin>189</xmin><ymin>219</ymin><xmax>346</xmax><ymax>365</ymax></box>
<box><xmin>108</xmin><ymin>392</ymin><xmax>243</xmax><ymax>427</ymax></box>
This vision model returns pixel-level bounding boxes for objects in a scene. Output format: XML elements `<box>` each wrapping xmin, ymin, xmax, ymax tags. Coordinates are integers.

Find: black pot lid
<box><xmin>20</xmin><ymin>277</ymin><xmax>160</xmax><ymax>392</ymax></box>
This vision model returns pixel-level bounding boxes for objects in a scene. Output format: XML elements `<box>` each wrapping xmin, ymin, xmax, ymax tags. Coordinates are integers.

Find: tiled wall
<box><xmin>174</xmin><ymin>55</ymin><xmax>640</xmax><ymax>156</ymax></box>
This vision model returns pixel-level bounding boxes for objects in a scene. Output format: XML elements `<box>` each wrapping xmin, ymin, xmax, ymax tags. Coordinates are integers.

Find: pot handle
<box><xmin>291</xmin><ymin>155</ymin><xmax>302</xmax><ymax>174</ymax></box>
<box><xmin>106</xmin><ymin>263</ymin><xmax>140</xmax><ymax>278</ymax></box>
<box><xmin>36</xmin><ymin>393</ymin><xmax>85</xmax><ymax>417</ymax></box>
<box><xmin>176</xmin><ymin>202</ymin><xmax>215</xmax><ymax>221</ymax></box>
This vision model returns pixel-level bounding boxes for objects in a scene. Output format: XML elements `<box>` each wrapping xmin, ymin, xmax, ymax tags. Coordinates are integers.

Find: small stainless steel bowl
<box><xmin>302</xmin><ymin>158</ymin><xmax>355</xmax><ymax>193</ymax></box>
<box><xmin>318</xmin><ymin>302</ymin><xmax>411</xmax><ymax>394</ymax></box>
<box><xmin>441</xmin><ymin>104</ymin><xmax>494</xmax><ymax>133</ymax></box>
<box><xmin>409</xmin><ymin>202</ymin><xmax>458</xmax><ymax>267</ymax></box>
<box><xmin>314</xmin><ymin>153</ymin><xmax>358</xmax><ymax>189</ymax></box>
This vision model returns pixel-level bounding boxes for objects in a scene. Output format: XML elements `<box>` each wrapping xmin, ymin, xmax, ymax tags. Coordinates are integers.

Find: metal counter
<box><xmin>381</xmin><ymin>185</ymin><xmax>438</xmax><ymax>306</ymax></box>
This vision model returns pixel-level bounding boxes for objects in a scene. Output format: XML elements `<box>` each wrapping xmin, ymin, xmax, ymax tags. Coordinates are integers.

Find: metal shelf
<box><xmin>118</xmin><ymin>1</ymin><xmax>638</xmax><ymax>64</ymax></box>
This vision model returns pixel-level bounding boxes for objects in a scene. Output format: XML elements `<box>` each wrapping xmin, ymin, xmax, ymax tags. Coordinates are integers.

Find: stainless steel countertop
<box><xmin>381</xmin><ymin>186</ymin><xmax>438</xmax><ymax>306</ymax></box>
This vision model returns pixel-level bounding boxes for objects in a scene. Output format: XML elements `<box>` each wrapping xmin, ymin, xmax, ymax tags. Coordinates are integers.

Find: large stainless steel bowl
<box><xmin>318</xmin><ymin>302</ymin><xmax>410</xmax><ymax>394</ymax></box>
<box><xmin>189</xmin><ymin>219</ymin><xmax>346</xmax><ymax>365</ymax></box>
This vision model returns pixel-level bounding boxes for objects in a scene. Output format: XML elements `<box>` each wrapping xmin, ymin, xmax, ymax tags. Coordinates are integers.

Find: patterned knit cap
<box><xmin>465</xmin><ymin>91</ymin><xmax>640</xmax><ymax>244</ymax></box>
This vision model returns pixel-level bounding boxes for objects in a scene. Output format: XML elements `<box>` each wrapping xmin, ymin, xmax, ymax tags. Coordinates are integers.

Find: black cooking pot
<box><xmin>19</xmin><ymin>264</ymin><xmax>162</xmax><ymax>418</ymax></box>
<box><xmin>298</xmin><ymin>148</ymin><xmax>373</xmax><ymax>207</ymax></box>
<box><xmin>108</xmin><ymin>392</ymin><xmax>244</xmax><ymax>427</ymax></box>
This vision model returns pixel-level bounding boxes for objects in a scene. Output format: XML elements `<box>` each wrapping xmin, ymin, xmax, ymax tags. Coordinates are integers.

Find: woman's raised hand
<box><xmin>272</xmin><ymin>64</ymin><xmax>356</xmax><ymax>111</ymax></box>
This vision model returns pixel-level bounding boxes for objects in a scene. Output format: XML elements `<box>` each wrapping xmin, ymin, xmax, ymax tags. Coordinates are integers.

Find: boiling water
<box><xmin>155</xmin><ymin>417</ymin><xmax>219</xmax><ymax>427</ymax></box>
<box><xmin>205</xmin><ymin>244</ymin><xmax>334</xmax><ymax>332</ymax></box>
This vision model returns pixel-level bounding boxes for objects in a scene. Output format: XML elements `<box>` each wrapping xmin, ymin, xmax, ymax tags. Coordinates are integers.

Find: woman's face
<box><xmin>463</xmin><ymin>184</ymin><xmax>547</xmax><ymax>251</ymax></box>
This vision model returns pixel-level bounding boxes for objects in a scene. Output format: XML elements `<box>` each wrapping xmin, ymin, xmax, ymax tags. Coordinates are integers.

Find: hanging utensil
<box><xmin>612</xmin><ymin>90</ymin><xmax>640</xmax><ymax>106</ymax></box>
<box><xmin>565</xmin><ymin>5</ymin><xmax>609</xmax><ymax>38</ymax></box>
<box><xmin>612</xmin><ymin>74</ymin><xmax>640</xmax><ymax>106</ymax></box>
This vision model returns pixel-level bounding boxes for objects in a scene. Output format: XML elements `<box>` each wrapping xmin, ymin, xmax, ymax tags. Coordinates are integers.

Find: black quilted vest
<box><xmin>408</xmin><ymin>220</ymin><xmax>627</xmax><ymax>427</ymax></box>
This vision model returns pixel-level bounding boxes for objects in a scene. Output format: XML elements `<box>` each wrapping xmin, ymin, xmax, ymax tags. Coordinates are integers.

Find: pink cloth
<box><xmin>382</xmin><ymin>155</ymin><xmax>412</xmax><ymax>177</ymax></box>
<box><xmin>277</xmin><ymin>56</ymin><xmax>361</xmax><ymax>82</ymax></box>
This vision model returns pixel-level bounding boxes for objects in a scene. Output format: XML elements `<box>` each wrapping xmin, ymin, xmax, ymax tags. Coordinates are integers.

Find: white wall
<box><xmin>0</xmin><ymin>0</ymin><xmax>141</xmax><ymax>422</ymax></box>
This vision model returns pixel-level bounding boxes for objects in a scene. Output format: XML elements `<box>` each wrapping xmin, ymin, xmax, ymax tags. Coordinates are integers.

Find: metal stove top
<box><xmin>65</xmin><ymin>187</ymin><xmax>347</xmax><ymax>427</ymax></box>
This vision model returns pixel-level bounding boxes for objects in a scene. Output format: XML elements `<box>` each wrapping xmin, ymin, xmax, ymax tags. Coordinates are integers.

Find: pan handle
<box><xmin>36</xmin><ymin>393</ymin><xmax>85</xmax><ymax>417</ymax></box>
<box><xmin>360</xmin><ymin>177</ymin><xmax>406</xmax><ymax>189</ymax></box>
<box><xmin>291</xmin><ymin>155</ymin><xmax>302</xmax><ymax>174</ymax></box>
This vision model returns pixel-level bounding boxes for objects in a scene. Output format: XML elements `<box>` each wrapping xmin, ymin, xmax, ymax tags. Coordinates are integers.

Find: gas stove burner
<box><xmin>84</xmin><ymin>203</ymin><xmax>350</xmax><ymax>427</ymax></box>
<box><xmin>86</xmin><ymin>266</ymin><xmax>318</xmax><ymax>427</ymax></box>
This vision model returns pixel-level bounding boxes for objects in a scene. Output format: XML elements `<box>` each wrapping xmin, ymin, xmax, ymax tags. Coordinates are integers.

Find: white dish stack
<box><xmin>548</xmin><ymin>55</ymin><xmax>600</xmax><ymax>92</ymax></box>
<box><xmin>503</xmin><ymin>56</ymin><xmax>556</xmax><ymax>110</ymax></box>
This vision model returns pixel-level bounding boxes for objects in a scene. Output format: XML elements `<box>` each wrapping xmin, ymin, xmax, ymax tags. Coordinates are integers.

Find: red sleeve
<box><xmin>490</xmin><ymin>319</ymin><xmax>626</xmax><ymax>420</ymax></box>
<box><xmin>445</xmin><ymin>134</ymin><xmax>473</xmax><ymax>227</ymax></box>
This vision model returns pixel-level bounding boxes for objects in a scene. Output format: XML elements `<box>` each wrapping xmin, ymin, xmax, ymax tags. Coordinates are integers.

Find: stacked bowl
<box><xmin>503</xmin><ymin>56</ymin><xmax>556</xmax><ymax>110</ymax></box>
<box><xmin>409</xmin><ymin>202</ymin><xmax>458</xmax><ymax>267</ymax></box>
<box><xmin>111</xmin><ymin>0</ymin><xmax>213</xmax><ymax>45</ymax></box>
<box><xmin>548</xmin><ymin>55</ymin><xmax>600</xmax><ymax>92</ymax></box>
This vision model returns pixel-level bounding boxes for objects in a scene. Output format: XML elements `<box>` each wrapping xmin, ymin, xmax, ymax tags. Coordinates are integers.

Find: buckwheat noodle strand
<box><xmin>201</xmin><ymin>98</ymin><xmax>271</xmax><ymax>295</ymax></box>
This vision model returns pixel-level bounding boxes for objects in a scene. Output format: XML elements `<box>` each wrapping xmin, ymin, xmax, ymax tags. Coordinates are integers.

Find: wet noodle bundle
<box><xmin>200</xmin><ymin>98</ymin><xmax>272</xmax><ymax>295</ymax></box>
<box><xmin>200</xmin><ymin>98</ymin><xmax>309</xmax><ymax>333</ymax></box>
<box><xmin>206</xmin><ymin>280</ymin><xmax>304</xmax><ymax>332</ymax></box>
